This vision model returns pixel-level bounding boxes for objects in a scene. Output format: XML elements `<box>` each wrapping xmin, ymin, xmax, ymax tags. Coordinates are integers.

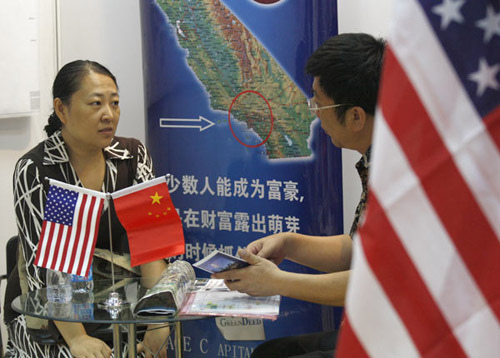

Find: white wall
<box><xmin>0</xmin><ymin>0</ymin><xmax>394</xmax><ymax>349</ymax></box>
<box><xmin>0</xmin><ymin>0</ymin><xmax>58</xmax><ymax>348</ymax></box>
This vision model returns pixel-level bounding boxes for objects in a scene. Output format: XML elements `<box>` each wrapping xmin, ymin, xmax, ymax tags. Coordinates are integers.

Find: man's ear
<box><xmin>350</xmin><ymin>107</ymin><xmax>366</xmax><ymax>132</ymax></box>
<box><xmin>53</xmin><ymin>98</ymin><xmax>67</xmax><ymax>124</ymax></box>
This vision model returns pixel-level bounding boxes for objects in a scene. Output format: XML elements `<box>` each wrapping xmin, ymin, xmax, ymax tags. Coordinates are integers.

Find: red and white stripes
<box><xmin>337</xmin><ymin>0</ymin><xmax>500</xmax><ymax>357</ymax></box>
<box><xmin>35</xmin><ymin>180</ymin><xmax>105</xmax><ymax>277</ymax></box>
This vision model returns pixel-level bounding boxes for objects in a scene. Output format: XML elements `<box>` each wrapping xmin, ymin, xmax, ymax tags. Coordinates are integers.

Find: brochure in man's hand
<box><xmin>192</xmin><ymin>250</ymin><xmax>250</xmax><ymax>273</ymax></box>
<box><xmin>133</xmin><ymin>253</ymin><xmax>280</xmax><ymax>320</ymax></box>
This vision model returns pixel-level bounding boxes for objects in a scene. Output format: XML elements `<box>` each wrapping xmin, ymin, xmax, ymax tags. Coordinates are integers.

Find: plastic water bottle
<box><xmin>46</xmin><ymin>269</ymin><xmax>72</xmax><ymax>303</ymax></box>
<box><xmin>70</xmin><ymin>266</ymin><xmax>94</xmax><ymax>319</ymax></box>
<box><xmin>71</xmin><ymin>265</ymin><xmax>94</xmax><ymax>295</ymax></box>
<box><xmin>72</xmin><ymin>301</ymin><xmax>94</xmax><ymax>320</ymax></box>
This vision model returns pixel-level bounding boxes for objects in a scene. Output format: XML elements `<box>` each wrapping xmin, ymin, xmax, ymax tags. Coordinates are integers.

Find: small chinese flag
<box><xmin>111</xmin><ymin>176</ymin><xmax>185</xmax><ymax>267</ymax></box>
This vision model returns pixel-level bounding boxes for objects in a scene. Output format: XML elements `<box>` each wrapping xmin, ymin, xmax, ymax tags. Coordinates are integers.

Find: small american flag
<box><xmin>336</xmin><ymin>0</ymin><xmax>500</xmax><ymax>357</ymax></box>
<box><xmin>34</xmin><ymin>179</ymin><xmax>106</xmax><ymax>277</ymax></box>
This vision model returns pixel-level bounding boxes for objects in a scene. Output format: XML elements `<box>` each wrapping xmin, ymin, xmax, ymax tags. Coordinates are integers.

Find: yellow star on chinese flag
<box><xmin>150</xmin><ymin>192</ymin><xmax>163</xmax><ymax>205</ymax></box>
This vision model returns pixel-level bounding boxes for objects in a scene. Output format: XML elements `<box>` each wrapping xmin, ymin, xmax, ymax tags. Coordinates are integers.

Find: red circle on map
<box><xmin>253</xmin><ymin>0</ymin><xmax>281</xmax><ymax>4</ymax></box>
<box><xmin>228</xmin><ymin>90</ymin><xmax>274</xmax><ymax>148</ymax></box>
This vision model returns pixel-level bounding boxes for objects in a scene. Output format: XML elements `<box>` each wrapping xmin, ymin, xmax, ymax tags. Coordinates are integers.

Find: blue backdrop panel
<box><xmin>140</xmin><ymin>0</ymin><xmax>341</xmax><ymax>356</ymax></box>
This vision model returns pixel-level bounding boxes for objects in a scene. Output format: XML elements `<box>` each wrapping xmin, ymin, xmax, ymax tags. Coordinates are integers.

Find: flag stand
<box><xmin>98</xmin><ymin>194</ymin><xmax>129</xmax><ymax>316</ymax></box>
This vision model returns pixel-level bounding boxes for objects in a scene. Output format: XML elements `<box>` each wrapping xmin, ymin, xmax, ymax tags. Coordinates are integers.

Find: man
<box><xmin>213</xmin><ymin>33</ymin><xmax>386</xmax><ymax>358</ymax></box>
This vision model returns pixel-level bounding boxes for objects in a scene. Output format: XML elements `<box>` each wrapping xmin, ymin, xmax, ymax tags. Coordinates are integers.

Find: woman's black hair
<box><xmin>44</xmin><ymin>60</ymin><xmax>118</xmax><ymax>136</ymax></box>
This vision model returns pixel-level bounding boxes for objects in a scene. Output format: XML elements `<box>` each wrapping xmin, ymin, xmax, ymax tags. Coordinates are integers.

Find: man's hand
<box><xmin>212</xmin><ymin>249</ymin><xmax>285</xmax><ymax>297</ymax></box>
<box><xmin>68</xmin><ymin>335</ymin><xmax>112</xmax><ymax>358</ymax></box>
<box><xmin>246</xmin><ymin>233</ymin><xmax>289</xmax><ymax>265</ymax></box>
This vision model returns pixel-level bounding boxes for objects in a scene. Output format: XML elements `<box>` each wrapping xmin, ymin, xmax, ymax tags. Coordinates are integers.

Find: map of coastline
<box><xmin>157</xmin><ymin>0</ymin><xmax>315</xmax><ymax>159</ymax></box>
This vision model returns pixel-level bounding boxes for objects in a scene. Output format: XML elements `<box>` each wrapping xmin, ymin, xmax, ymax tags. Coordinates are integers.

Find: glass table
<box><xmin>11</xmin><ymin>278</ymin><xmax>205</xmax><ymax>358</ymax></box>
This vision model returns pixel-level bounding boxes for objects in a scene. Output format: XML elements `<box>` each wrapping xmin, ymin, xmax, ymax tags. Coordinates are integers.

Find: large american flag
<box><xmin>336</xmin><ymin>1</ymin><xmax>500</xmax><ymax>357</ymax></box>
<box><xmin>34</xmin><ymin>179</ymin><xmax>106</xmax><ymax>277</ymax></box>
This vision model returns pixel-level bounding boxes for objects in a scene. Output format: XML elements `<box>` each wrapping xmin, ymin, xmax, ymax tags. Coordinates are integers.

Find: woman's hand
<box><xmin>138</xmin><ymin>324</ymin><xmax>170</xmax><ymax>358</ymax></box>
<box><xmin>68</xmin><ymin>334</ymin><xmax>112</xmax><ymax>358</ymax></box>
<box><xmin>55</xmin><ymin>321</ymin><xmax>111</xmax><ymax>358</ymax></box>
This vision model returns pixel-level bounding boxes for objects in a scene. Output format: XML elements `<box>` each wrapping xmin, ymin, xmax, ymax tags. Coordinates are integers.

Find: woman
<box><xmin>4</xmin><ymin>60</ymin><xmax>169</xmax><ymax>357</ymax></box>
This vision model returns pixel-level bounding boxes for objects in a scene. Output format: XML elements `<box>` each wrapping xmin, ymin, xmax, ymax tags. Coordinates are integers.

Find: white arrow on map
<box><xmin>159</xmin><ymin>116</ymin><xmax>215</xmax><ymax>132</ymax></box>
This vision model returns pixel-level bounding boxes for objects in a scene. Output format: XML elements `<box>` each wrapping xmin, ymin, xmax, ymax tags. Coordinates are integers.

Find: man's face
<box><xmin>312</xmin><ymin>77</ymin><xmax>350</xmax><ymax>149</ymax></box>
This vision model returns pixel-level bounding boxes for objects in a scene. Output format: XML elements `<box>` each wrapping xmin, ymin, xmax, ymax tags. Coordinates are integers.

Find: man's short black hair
<box><xmin>306</xmin><ymin>33</ymin><xmax>386</xmax><ymax>122</ymax></box>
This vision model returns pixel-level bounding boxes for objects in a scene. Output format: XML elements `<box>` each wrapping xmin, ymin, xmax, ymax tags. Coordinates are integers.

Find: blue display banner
<box><xmin>140</xmin><ymin>0</ymin><xmax>341</xmax><ymax>356</ymax></box>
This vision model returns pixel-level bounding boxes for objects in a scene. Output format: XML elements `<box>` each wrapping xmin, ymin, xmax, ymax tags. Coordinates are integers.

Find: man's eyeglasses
<box><xmin>307</xmin><ymin>98</ymin><xmax>352</xmax><ymax>113</ymax></box>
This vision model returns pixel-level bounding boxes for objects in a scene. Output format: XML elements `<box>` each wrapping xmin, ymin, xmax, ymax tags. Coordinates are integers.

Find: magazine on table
<box><xmin>134</xmin><ymin>260</ymin><xmax>194</xmax><ymax>316</ymax></box>
<box><xmin>179</xmin><ymin>278</ymin><xmax>280</xmax><ymax>320</ymax></box>
<box><xmin>133</xmin><ymin>252</ymin><xmax>280</xmax><ymax>320</ymax></box>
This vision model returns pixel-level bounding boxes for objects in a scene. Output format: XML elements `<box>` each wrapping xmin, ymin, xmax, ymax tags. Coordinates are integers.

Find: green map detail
<box><xmin>157</xmin><ymin>0</ymin><xmax>315</xmax><ymax>159</ymax></box>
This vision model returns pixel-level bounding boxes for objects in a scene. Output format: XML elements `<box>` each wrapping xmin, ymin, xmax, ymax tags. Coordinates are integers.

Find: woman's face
<box><xmin>57</xmin><ymin>71</ymin><xmax>120</xmax><ymax>152</ymax></box>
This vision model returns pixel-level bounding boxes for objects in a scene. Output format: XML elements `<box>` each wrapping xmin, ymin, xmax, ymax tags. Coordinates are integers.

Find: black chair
<box><xmin>1</xmin><ymin>235</ymin><xmax>18</xmax><ymax>358</ymax></box>
<box><xmin>4</xmin><ymin>236</ymin><xmax>18</xmax><ymax>281</ymax></box>
<box><xmin>0</xmin><ymin>236</ymin><xmax>117</xmax><ymax>350</ymax></box>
